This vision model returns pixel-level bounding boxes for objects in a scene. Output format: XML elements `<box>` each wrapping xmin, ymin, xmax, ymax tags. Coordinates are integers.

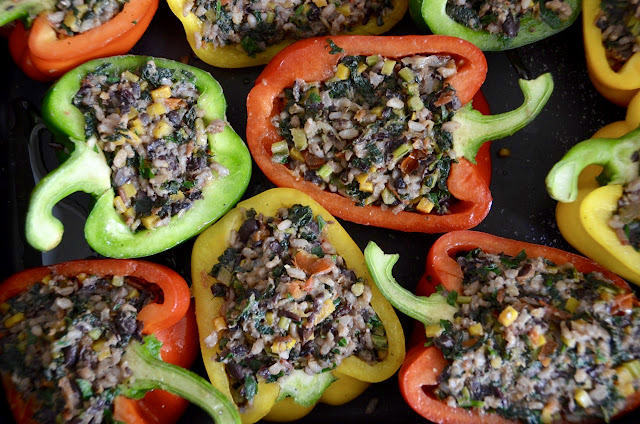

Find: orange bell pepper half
<box><xmin>0</xmin><ymin>259</ymin><xmax>198</xmax><ymax>424</ymax></box>
<box><xmin>246</xmin><ymin>35</ymin><xmax>493</xmax><ymax>233</ymax></box>
<box><xmin>8</xmin><ymin>0</ymin><xmax>158</xmax><ymax>81</ymax></box>
<box><xmin>400</xmin><ymin>230</ymin><xmax>640</xmax><ymax>424</ymax></box>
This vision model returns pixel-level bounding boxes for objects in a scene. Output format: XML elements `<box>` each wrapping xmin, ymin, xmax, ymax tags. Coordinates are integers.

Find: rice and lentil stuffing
<box><xmin>48</xmin><ymin>0</ymin><xmax>127</xmax><ymax>35</ymax></box>
<box><xmin>428</xmin><ymin>248</ymin><xmax>640</xmax><ymax>423</ymax></box>
<box><xmin>185</xmin><ymin>0</ymin><xmax>395</xmax><ymax>56</ymax></box>
<box><xmin>272</xmin><ymin>53</ymin><xmax>462</xmax><ymax>215</ymax></box>
<box><xmin>446</xmin><ymin>0</ymin><xmax>573</xmax><ymax>38</ymax></box>
<box><xmin>609</xmin><ymin>172</ymin><xmax>640</xmax><ymax>251</ymax></box>
<box><xmin>0</xmin><ymin>273</ymin><xmax>153</xmax><ymax>422</ymax></box>
<box><xmin>596</xmin><ymin>0</ymin><xmax>640</xmax><ymax>71</ymax></box>
<box><xmin>207</xmin><ymin>205</ymin><xmax>388</xmax><ymax>406</ymax></box>
<box><xmin>73</xmin><ymin>60</ymin><xmax>229</xmax><ymax>232</ymax></box>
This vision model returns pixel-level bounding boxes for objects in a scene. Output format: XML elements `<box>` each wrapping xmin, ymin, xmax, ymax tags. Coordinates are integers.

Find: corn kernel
<box><xmin>88</xmin><ymin>329</ymin><xmax>103</xmax><ymax>340</ymax></box>
<box><xmin>113</xmin><ymin>196</ymin><xmax>127</xmax><ymax>213</ymax></box>
<box><xmin>124</xmin><ymin>130</ymin><xmax>141</xmax><ymax>146</ymax></box>
<box><xmin>111</xmin><ymin>276</ymin><xmax>124</xmax><ymax>287</ymax></box>
<box><xmin>139</xmin><ymin>80</ymin><xmax>149</xmax><ymax>91</ymax></box>
<box><xmin>574</xmin><ymin>389</ymin><xmax>592</xmax><ymax>408</ymax></box>
<box><xmin>336</xmin><ymin>4</ymin><xmax>351</xmax><ymax>15</ymax></box>
<box><xmin>97</xmin><ymin>348</ymin><xmax>111</xmax><ymax>361</ymax></box>
<box><xmin>416</xmin><ymin>197</ymin><xmax>435</xmax><ymax>214</ymax></box>
<box><xmin>490</xmin><ymin>357</ymin><xmax>502</xmax><ymax>369</ymax></box>
<box><xmin>356</xmin><ymin>173</ymin><xmax>373</xmax><ymax>193</ymax></box>
<box><xmin>565</xmin><ymin>297</ymin><xmax>580</xmax><ymax>313</ymax></box>
<box><xmin>146</xmin><ymin>102</ymin><xmax>166</xmax><ymax>117</ymax></box>
<box><xmin>213</xmin><ymin>316</ymin><xmax>227</xmax><ymax>331</ymax></box>
<box><xmin>336</xmin><ymin>63</ymin><xmax>350</xmax><ymax>80</ymax></box>
<box><xmin>141</xmin><ymin>215</ymin><xmax>161</xmax><ymax>229</ymax></box>
<box><xmin>63</xmin><ymin>12</ymin><xmax>78</xmax><ymax>32</ymax></box>
<box><xmin>151</xmin><ymin>86</ymin><xmax>172</xmax><ymax>101</ymax></box>
<box><xmin>351</xmin><ymin>283</ymin><xmax>364</xmax><ymax>297</ymax></box>
<box><xmin>169</xmin><ymin>191</ymin><xmax>185</xmax><ymax>202</ymax></box>
<box><xmin>498</xmin><ymin>306</ymin><xmax>519</xmax><ymax>327</ymax></box>
<box><xmin>121</xmin><ymin>183</ymin><xmax>137</xmax><ymax>199</ymax></box>
<box><xmin>312</xmin><ymin>0</ymin><xmax>327</xmax><ymax>6</ymax></box>
<box><xmin>124</xmin><ymin>207</ymin><xmax>136</xmax><ymax>219</ymax></box>
<box><xmin>529</xmin><ymin>330</ymin><xmax>547</xmax><ymax>348</ymax></box>
<box><xmin>130</xmin><ymin>118</ymin><xmax>146</xmax><ymax>136</ymax></box>
<box><xmin>126</xmin><ymin>288</ymin><xmax>140</xmax><ymax>300</ymax></box>
<box><xmin>271</xmin><ymin>337</ymin><xmax>297</xmax><ymax>354</ymax></box>
<box><xmin>425</xmin><ymin>324</ymin><xmax>443</xmax><ymax>338</ymax></box>
<box><xmin>266</xmin><ymin>312</ymin><xmax>275</xmax><ymax>325</ymax></box>
<box><xmin>153</xmin><ymin>121</ymin><xmax>173</xmax><ymax>139</ymax></box>
<box><xmin>468</xmin><ymin>323</ymin><xmax>484</xmax><ymax>336</ymax></box>
<box><xmin>122</xmin><ymin>70</ymin><xmax>140</xmax><ymax>83</ymax></box>
<box><xmin>92</xmin><ymin>340</ymin><xmax>107</xmax><ymax>352</ymax></box>
<box><xmin>0</xmin><ymin>302</ymin><xmax>10</xmax><ymax>315</ymax></box>
<box><xmin>541</xmin><ymin>404</ymin><xmax>555</xmax><ymax>424</ymax></box>
<box><xmin>371</xmin><ymin>106</ymin><xmax>383</xmax><ymax>118</ymax></box>
<box><xmin>357</xmin><ymin>62</ymin><xmax>368</xmax><ymax>74</ymax></box>
<box><xmin>42</xmin><ymin>274</ymin><xmax>52</xmax><ymax>284</ymax></box>
<box><xmin>127</xmin><ymin>108</ymin><xmax>139</xmax><ymax>120</ymax></box>
<box><xmin>313</xmin><ymin>299</ymin><xmax>336</xmax><ymax>325</ymax></box>
<box><xmin>76</xmin><ymin>273</ymin><xmax>87</xmax><ymax>282</ymax></box>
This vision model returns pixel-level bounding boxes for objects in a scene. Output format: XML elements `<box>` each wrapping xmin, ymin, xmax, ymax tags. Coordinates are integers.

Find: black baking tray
<box><xmin>1</xmin><ymin>3</ymin><xmax>638</xmax><ymax>423</ymax></box>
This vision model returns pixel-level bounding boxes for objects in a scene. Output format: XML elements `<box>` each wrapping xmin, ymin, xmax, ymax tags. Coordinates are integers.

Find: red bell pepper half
<box><xmin>0</xmin><ymin>260</ymin><xmax>240</xmax><ymax>424</ymax></box>
<box><xmin>246</xmin><ymin>35</ymin><xmax>553</xmax><ymax>233</ymax></box>
<box><xmin>8</xmin><ymin>0</ymin><xmax>158</xmax><ymax>81</ymax></box>
<box><xmin>364</xmin><ymin>231</ymin><xmax>640</xmax><ymax>423</ymax></box>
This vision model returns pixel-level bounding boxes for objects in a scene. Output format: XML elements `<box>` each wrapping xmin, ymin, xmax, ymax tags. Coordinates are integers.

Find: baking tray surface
<box><xmin>1</xmin><ymin>4</ymin><xmax>637</xmax><ymax>423</ymax></box>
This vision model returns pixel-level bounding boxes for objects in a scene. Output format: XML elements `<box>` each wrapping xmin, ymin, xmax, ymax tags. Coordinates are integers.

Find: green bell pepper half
<box><xmin>25</xmin><ymin>55</ymin><xmax>252</xmax><ymax>258</ymax></box>
<box><xmin>409</xmin><ymin>0</ymin><xmax>581</xmax><ymax>51</ymax></box>
<box><xmin>0</xmin><ymin>0</ymin><xmax>54</xmax><ymax>26</ymax></box>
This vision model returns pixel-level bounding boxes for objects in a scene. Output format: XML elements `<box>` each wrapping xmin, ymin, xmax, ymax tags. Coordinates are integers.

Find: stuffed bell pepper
<box><xmin>246</xmin><ymin>36</ymin><xmax>553</xmax><ymax>233</ymax></box>
<box><xmin>167</xmin><ymin>0</ymin><xmax>408</xmax><ymax>68</ymax></box>
<box><xmin>546</xmin><ymin>92</ymin><xmax>640</xmax><ymax>285</ymax></box>
<box><xmin>25</xmin><ymin>55</ymin><xmax>251</xmax><ymax>258</ymax></box>
<box><xmin>3</xmin><ymin>0</ymin><xmax>158</xmax><ymax>81</ymax></box>
<box><xmin>0</xmin><ymin>259</ymin><xmax>240</xmax><ymax>423</ymax></box>
<box><xmin>409</xmin><ymin>0</ymin><xmax>580</xmax><ymax>51</ymax></box>
<box><xmin>365</xmin><ymin>231</ymin><xmax>640</xmax><ymax>424</ymax></box>
<box><xmin>583</xmin><ymin>0</ymin><xmax>640</xmax><ymax>107</ymax></box>
<box><xmin>190</xmin><ymin>188</ymin><xmax>405</xmax><ymax>423</ymax></box>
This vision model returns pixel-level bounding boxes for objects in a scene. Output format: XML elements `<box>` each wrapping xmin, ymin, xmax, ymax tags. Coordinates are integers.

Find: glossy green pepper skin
<box><xmin>409</xmin><ymin>0</ymin><xmax>581</xmax><ymax>51</ymax></box>
<box><xmin>26</xmin><ymin>55</ymin><xmax>252</xmax><ymax>258</ymax></box>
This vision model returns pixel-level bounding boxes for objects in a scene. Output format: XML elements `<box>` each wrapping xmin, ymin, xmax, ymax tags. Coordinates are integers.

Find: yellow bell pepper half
<box><xmin>190</xmin><ymin>188</ymin><xmax>405</xmax><ymax>423</ymax></box>
<box><xmin>583</xmin><ymin>0</ymin><xmax>640</xmax><ymax>107</ymax></box>
<box><xmin>167</xmin><ymin>0</ymin><xmax>408</xmax><ymax>68</ymax></box>
<box><xmin>548</xmin><ymin>93</ymin><xmax>640</xmax><ymax>285</ymax></box>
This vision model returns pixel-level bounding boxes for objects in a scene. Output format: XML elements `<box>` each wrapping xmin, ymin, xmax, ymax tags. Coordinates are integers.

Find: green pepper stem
<box><xmin>124</xmin><ymin>338</ymin><xmax>241</xmax><ymax>424</ymax></box>
<box><xmin>364</xmin><ymin>242</ymin><xmax>458</xmax><ymax>325</ymax></box>
<box><xmin>452</xmin><ymin>73</ymin><xmax>554</xmax><ymax>164</ymax></box>
<box><xmin>0</xmin><ymin>0</ymin><xmax>54</xmax><ymax>26</ymax></box>
<box><xmin>25</xmin><ymin>139</ymin><xmax>111</xmax><ymax>251</ymax></box>
<box><xmin>546</xmin><ymin>126</ymin><xmax>640</xmax><ymax>203</ymax></box>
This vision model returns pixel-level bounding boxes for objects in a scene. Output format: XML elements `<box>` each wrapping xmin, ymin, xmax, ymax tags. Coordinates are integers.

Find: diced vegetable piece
<box><xmin>336</xmin><ymin>64</ymin><xmax>350</xmax><ymax>80</ymax></box>
<box><xmin>468</xmin><ymin>323</ymin><xmax>483</xmax><ymax>336</ymax></box>
<box><xmin>291</xmin><ymin>128</ymin><xmax>308</xmax><ymax>151</ymax></box>
<box><xmin>416</xmin><ymin>197</ymin><xmax>434</xmax><ymax>214</ymax></box>
<box><xmin>398</xmin><ymin>67</ymin><xmax>415</xmax><ymax>82</ymax></box>
<box><xmin>271</xmin><ymin>140</ymin><xmax>290</xmax><ymax>155</ymax></box>
<box><xmin>381</xmin><ymin>59</ymin><xmax>396</xmax><ymax>76</ymax></box>
<box><xmin>356</xmin><ymin>173</ymin><xmax>373</xmax><ymax>193</ymax></box>
<box><xmin>565</xmin><ymin>297</ymin><xmax>580</xmax><ymax>313</ymax></box>
<box><xmin>498</xmin><ymin>306</ymin><xmax>518</xmax><ymax>327</ymax></box>
<box><xmin>408</xmin><ymin>96</ymin><xmax>424</xmax><ymax>112</ymax></box>
<box><xmin>151</xmin><ymin>85</ymin><xmax>172</xmax><ymax>101</ymax></box>
<box><xmin>366</xmin><ymin>55</ymin><xmax>378</xmax><ymax>66</ymax></box>
<box><xmin>424</xmin><ymin>324</ymin><xmax>443</xmax><ymax>338</ymax></box>
<box><xmin>317</xmin><ymin>164</ymin><xmax>333</xmax><ymax>182</ymax></box>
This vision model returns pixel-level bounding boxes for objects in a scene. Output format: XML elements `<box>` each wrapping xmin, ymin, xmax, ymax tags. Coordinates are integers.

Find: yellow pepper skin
<box><xmin>191</xmin><ymin>188</ymin><xmax>405</xmax><ymax>423</ymax></box>
<box><xmin>549</xmin><ymin>93</ymin><xmax>640</xmax><ymax>285</ymax></box>
<box><xmin>583</xmin><ymin>0</ymin><xmax>640</xmax><ymax>106</ymax></box>
<box><xmin>166</xmin><ymin>0</ymin><xmax>408</xmax><ymax>68</ymax></box>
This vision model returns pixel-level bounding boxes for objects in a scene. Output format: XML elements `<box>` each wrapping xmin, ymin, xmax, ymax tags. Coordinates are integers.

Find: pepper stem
<box><xmin>546</xmin><ymin>126</ymin><xmax>640</xmax><ymax>203</ymax></box>
<box><xmin>452</xmin><ymin>73</ymin><xmax>554</xmax><ymax>163</ymax></box>
<box><xmin>25</xmin><ymin>140</ymin><xmax>111</xmax><ymax>251</ymax></box>
<box><xmin>123</xmin><ymin>337</ymin><xmax>241</xmax><ymax>424</ymax></box>
<box><xmin>364</xmin><ymin>242</ymin><xmax>458</xmax><ymax>325</ymax></box>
